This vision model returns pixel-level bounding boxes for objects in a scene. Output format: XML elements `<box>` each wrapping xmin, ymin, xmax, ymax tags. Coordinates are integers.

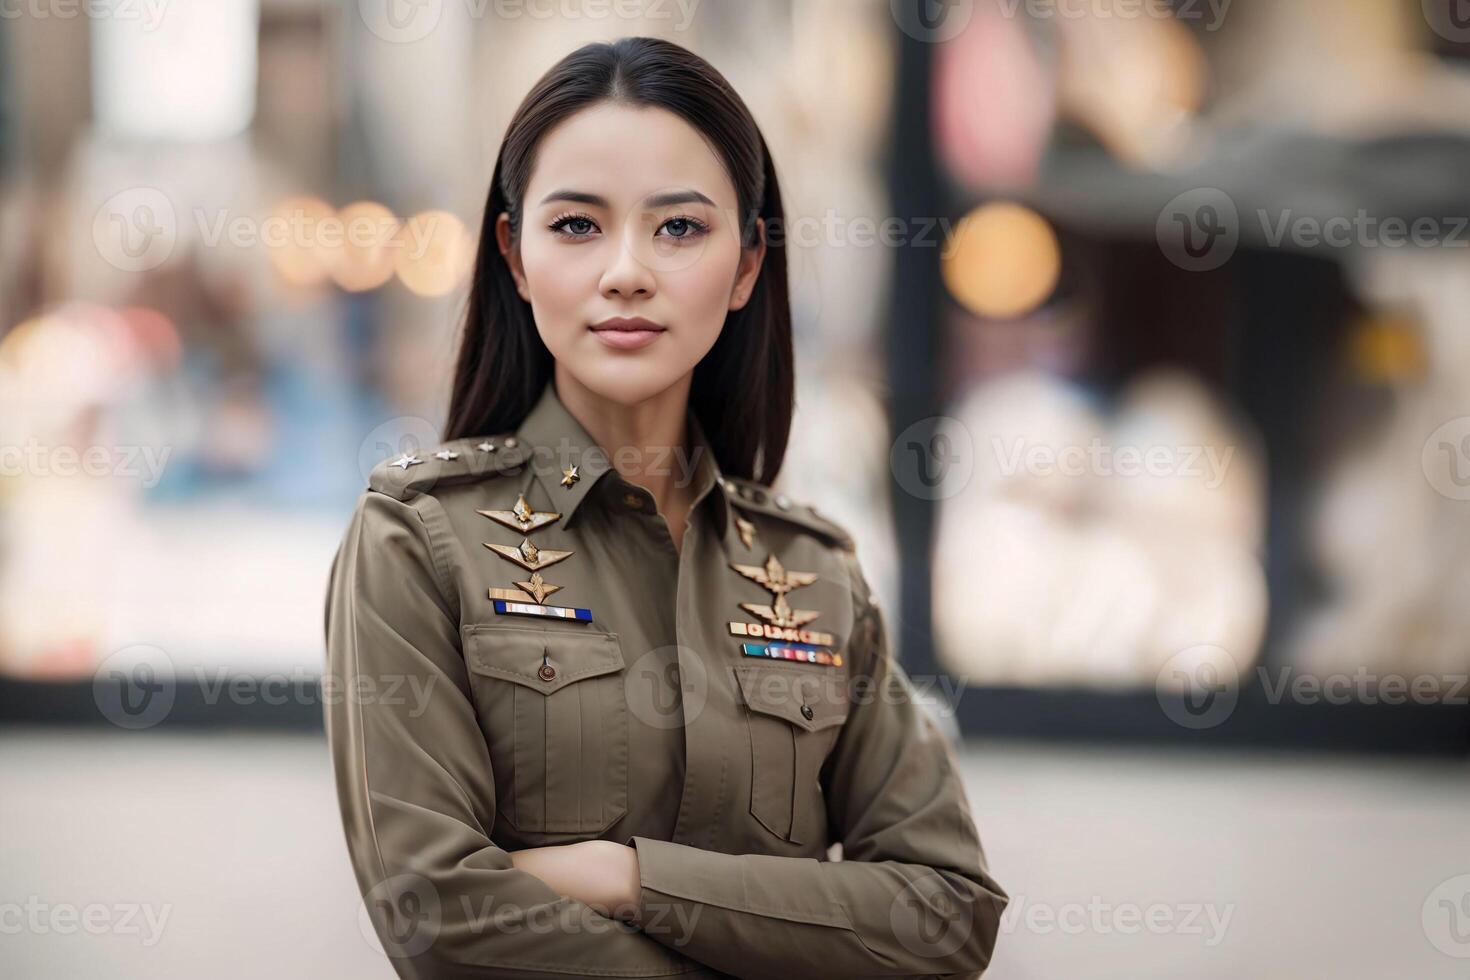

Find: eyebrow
<box><xmin>536</xmin><ymin>189</ymin><xmax>716</xmax><ymax>208</ymax></box>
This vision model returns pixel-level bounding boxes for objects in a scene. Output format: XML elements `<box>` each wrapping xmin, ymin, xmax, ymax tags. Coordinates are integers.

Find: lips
<box><xmin>591</xmin><ymin>317</ymin><xmax>664</xmax><ymax>333</ymax></box>
<box><xmin>589</xmin><ymin>317</ymin><xmax>666</xmax><ymax>351</ymax></box>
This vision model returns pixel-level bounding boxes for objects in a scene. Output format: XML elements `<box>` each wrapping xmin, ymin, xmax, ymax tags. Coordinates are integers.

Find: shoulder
<box><xmin>365</xmin><ymin>434</ymin><xmax>534</xmax><ymax>502</ymax></box>
<box><xmin>719</xmin><ymin>474</ymin><xmax>857</xmax><ymax>555</ymax></box>
<box><xmin>719</xmin><ymin>477</ymin><xmax>883</xmax><ymax>619</ymax></box>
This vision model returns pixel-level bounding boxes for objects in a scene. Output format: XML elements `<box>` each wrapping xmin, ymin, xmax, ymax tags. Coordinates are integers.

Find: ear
<box><xmin>728</xmin><ymin>217</ymin><xmax>767</xmax><ymax>312</ymax></box>
<box><xmin>496</xmin><ymin>212</ymin><xmax>531</xmax><ymax>302</ymax></box>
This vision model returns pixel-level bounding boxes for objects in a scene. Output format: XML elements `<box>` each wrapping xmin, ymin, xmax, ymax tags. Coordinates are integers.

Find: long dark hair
<box><xmin>445</xmin><ymin>36</ymin><xmax>793</xmax><ymax>485</ymax></box>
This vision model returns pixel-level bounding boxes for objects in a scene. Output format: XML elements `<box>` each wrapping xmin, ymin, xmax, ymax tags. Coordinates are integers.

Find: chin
<box><xmin>561</xmin><ymin>360</ymin><xmax>690</xmax><ymax>407</ymax></box>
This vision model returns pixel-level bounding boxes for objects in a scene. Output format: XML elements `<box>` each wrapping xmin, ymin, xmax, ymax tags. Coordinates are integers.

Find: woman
<box><xmin>325</xmin><ymin>35</ymin><xmax>1006</xmax><ymax>980</ymax></box>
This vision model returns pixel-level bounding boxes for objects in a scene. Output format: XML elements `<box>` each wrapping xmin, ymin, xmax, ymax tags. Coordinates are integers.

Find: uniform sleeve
<box><xmin>625</xmin><ymin>550</ymin><xmax>1008</xmax><ymax>979</ymax></box>
<box><xmin>324</xmin><ymin>489</ymin><xmax>726</xmax><ymax>980</ymax></box>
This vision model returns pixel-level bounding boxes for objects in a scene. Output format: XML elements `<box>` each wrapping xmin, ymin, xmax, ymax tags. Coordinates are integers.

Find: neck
<box><xmin>552</xmin><ymin>365</ymin><xmax>700</xmax><ymax>519</ymax></box>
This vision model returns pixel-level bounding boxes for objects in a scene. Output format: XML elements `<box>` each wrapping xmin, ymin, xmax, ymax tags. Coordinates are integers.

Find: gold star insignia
<box><xmin>729</xmin><ymin>553</ymin><xmax>822</xmax><ymax>629</ymax></box>
<box><xmin>561</xmin><ymin>464</ymin><xmax>580</xmax><ymax>488</ymax></box>
<box><xmin>485</xmin><ymin>537</ymin><xmax>573</xmax><ymax>572</ymax></box>
<box><xmin>735</xmin><ymin>515</ymin><xmax>757</xmax><ymax>550</ymax></box>
<box><xmin>477</xmin><ymin>493</ymin><xmax>560</xmax><ymax>534</ymax></box>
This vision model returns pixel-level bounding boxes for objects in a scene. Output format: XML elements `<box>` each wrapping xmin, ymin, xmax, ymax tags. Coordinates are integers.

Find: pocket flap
<box><xmin>734</xmin><ymin>663</ymin><xmax>849</xmax><ymax>733</ymax></box>
<box><xmin>463</xmin><ymin>624</ymin><xmax>624</xmax><ymax>695</ymax></box>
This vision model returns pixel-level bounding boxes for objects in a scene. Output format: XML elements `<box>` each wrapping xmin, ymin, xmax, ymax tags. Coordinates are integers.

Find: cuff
<box><xmin>628</xmin><ymin>836</ymin><xmax>846</xmax><ymax>930</ymax></box>
<box><xmin>629</xmin><ymin>836</ymin><xmax>739</xmax><ymax>927</ymax></box>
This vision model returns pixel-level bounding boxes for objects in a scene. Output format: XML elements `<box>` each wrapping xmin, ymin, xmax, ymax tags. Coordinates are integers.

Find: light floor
<box><xmin>2</xmin><ymin>730</ymin><xmax>1467</xmax><ymax>979</ymax></box>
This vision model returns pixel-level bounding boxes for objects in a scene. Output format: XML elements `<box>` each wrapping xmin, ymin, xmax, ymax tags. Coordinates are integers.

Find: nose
<box><xmin>598</xmin><ymin>226</ymin><xmax>657</xmax><ymax>299</ymax></box>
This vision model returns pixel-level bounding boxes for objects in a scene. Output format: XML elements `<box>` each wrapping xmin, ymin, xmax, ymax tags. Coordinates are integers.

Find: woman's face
<box><xmin>498</xmin><ymin>101</ymin><xmax>764</xmax><ymax>405</ymax></box>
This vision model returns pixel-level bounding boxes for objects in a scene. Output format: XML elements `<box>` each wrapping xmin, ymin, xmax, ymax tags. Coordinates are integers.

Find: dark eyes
<box><xmin>547</xmin><ymin>212</ymin><xmax>710</xmax><ymax>242</ymax></box>
<box><xmin>549</xmin><ymin>213</ymin><xmax>597</xmax><ymax>237</ymax></box>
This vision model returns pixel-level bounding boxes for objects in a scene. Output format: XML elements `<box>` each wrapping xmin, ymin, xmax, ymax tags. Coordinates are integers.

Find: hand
<box><xmin>508</xmin><ymin>839</ymin><xmax>642</xmax><ymax>921</ymax></box>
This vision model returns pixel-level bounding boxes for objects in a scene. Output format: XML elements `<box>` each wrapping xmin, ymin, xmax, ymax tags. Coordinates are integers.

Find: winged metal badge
<box><xmin>729</xmin><ymin>553</ymin><xmax>822</xmax><ymax>629</ymax></box>
<box><xmin>477</xmin><ymin>493</ymin><xmax>561</xmax><ymax>534</ymax></box>
<box><xmin>484</xmin><ymin>537</ymin><xmax>573</xmax><ymax>572</ymax></box>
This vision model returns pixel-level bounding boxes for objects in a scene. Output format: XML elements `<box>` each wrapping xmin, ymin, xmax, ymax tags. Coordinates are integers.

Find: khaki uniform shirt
<box><xmin>324</xmin><ymin>379</ymin><xmax>1007</xmax><ymax>979</ymax></box>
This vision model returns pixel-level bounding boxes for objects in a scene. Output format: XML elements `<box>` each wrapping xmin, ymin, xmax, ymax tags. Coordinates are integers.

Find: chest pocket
<box><xmin>734</xmin><ymin>662</ymin><xmax>850</xmax><ymax>845</ymax></box>
<box><xmin>462</xmin><ymin>623</ymin><xmax>628</xmax><ymax>835</ymax></box>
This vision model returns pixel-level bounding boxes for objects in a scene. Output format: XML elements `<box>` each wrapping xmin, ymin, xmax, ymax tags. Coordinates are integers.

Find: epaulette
<box><xmin>719</xmin><ymin>475</ymin><xmax>856</xmax><ymax>553</ymax></box>
<box><xmin>367</xmin><ymin>434</ymin><xmax>534</xmax><ymax>501</ymax></box>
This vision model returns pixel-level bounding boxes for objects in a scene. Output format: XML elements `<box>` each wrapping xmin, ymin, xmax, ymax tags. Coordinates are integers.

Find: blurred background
<box><xmin>2</xmin><ymin>0</ymin><xmax>1470</xmax><ymax>976</ymax></box>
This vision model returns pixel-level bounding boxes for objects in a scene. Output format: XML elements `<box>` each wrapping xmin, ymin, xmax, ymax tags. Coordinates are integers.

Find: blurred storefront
<box><xmin>899</xmin><ymin>0</ymin><xmax>1470</xmax><ymax>751</ymax></box>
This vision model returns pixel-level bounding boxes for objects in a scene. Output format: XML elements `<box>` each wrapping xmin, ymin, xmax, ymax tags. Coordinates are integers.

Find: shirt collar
<box><xmin>515</xmin><ymin>377</ymin><xmax>731</xmax><ymax>540</ymax></box>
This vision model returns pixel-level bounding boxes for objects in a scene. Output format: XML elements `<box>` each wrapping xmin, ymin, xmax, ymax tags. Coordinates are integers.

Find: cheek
<box><xmin>520</xmin><ymin>240</ymin><xmax>593</xmax><ymax>341</ymax></box>
<box><xmin>663</xmin><ymin>239</ymin><xmax>742</xmax><ymax>330</ymax></box>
